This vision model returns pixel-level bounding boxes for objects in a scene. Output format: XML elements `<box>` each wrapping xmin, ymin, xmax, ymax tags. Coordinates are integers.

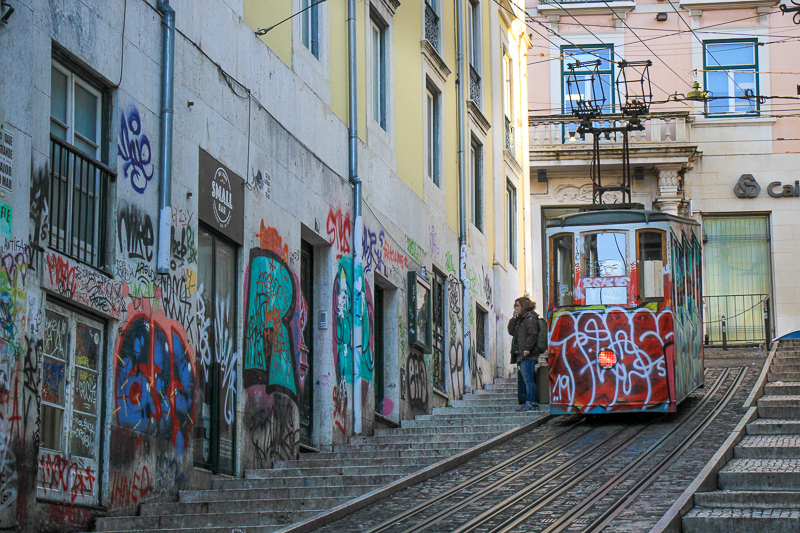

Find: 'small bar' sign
<box><xmin>734</xmin><ymin>174</ymin><xmax>800</xmax><ymax>199</ymax></box>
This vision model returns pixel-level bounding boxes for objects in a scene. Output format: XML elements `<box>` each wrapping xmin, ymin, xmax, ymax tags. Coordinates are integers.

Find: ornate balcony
<box><xmin>424</xmin><ymin>1</ymin><xmax>439</xmax><ymax>51</ymax></box>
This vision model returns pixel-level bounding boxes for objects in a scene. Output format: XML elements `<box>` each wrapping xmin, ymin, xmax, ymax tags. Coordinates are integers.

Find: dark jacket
<box><xmin>507</xmin><ymin>309</ymin><xmax>540</xmax><ymax>363</ymax></box>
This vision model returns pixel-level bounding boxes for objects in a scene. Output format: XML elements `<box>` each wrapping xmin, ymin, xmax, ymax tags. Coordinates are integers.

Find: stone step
<box><xmin>473</xmin><ymin>387</ymin><xmax>515</xmax><ymax>394</ymax></box>
<box><xmin>95</xmin><ymin>510</ymin><xmax>306</xmax><ymax>531</ymax></box>
<box><xmin>212</xmin><ymin>473</ymin><xmax>398</xmax><ymax>491</ymax></box>
<box><xmin>95</xmin><ymin>527</ymin><xmax>278</xmax><ymax>533</ymax></box>
<box><xmin>431</xmin><ymin>405</ymin><xmax>537</xmax><ymax>415</ymax></box>
<box><xmin>757</xmin><ymin>395</ymin><xmax>800</xmax><ymax>418</ymax></box>
<box><xmin>294</xmin><ymin>446</ymin><xmax>466</xmax><ymax>462</ymax></box>
<box><xmin>399</xmin><ymin>416</ymin><xmax>529</xmax><ymax>428</ymax></box>
<box><xmin>449</xmin><ymin>398</ymin><xmax>520</xmax><ymax>408</ymax></box>
<box><xmin>718</xmin><ymin>459</ymin><xmax>800</xmax><ymax>490</ymax></box>
<box><xmin>139</xmin><ymin>495</ymin><xmax>344</xmax><ymax>516</ymax></box>
<box><xmin>190</xmin><ymin>483</ymin><xmax>374</xmax><ymax>501</ymax></box>
<box><xmin>769</xmin><ymin>363</ymin><xmax>800</xmax><ymax>372</ymax></box>
<box><xmin>373</xmin><ymin>422</ymin><xmax>525</xmax><ymax>436</ymax></box>
<box><xmin>747</xmin><ymin>418</ymin><xmax>800</xmax><ymax>435</ymax></box>
<box><xmin>345</xmin><ymin>431</ymin><xmax>500</xmax><ymax>446</ymax></box>
<box><xmin>333</xmin><ymin>439</ymin><xmax>484</xmax><ymax>453</ymax></box>
<box><xmin>275</xmin><ymin>455</ymin><xmax>439</xmax><ymax>469</ymax></box>
<box><xmin>768</xmin><ymin>372</ymin><xmax>800</xmax><ymax>382</ymax></box>
<box><xmin>682</xmin><ymin>507</ymin><xmax>800</xmax><ymax>533</ymax></box>
<box><xmin>244</xmin><ymin>463</ymin><xmax>424</xmax><ymax>479</ymax></box>
<box><xmin>734</xmin><ymin>435</ymin><xmax>800</xmax><ymax>459</ymax></box>
<box><xmin>410</xmin><ymin>412</ymin><xmax>534</xmax><ymax>422</ymax></box>
<box><xmin>694</xmin><ymin>491</ymin><xmax>800</xmax><ymax>509</ymax></box>
<box><xmin>764</xmin><ymin>382</ymin><xmax>800</xmax><ymax>395</ymax></box>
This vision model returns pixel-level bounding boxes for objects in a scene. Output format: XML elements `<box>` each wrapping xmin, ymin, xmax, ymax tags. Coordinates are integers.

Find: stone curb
<box><xmin>743</xmin><ymin>342</ymin><xmax>778</xmax><ymax>410</ymax></box>
<box><xmin>272</xmin><ymin>414</ymin><xmax>554</xmax><ymax>533</ymax></box>
<box><xmin>649</xmin><ymin>406</ymin><xmax>759</xmax><ymax>533</ymax></box>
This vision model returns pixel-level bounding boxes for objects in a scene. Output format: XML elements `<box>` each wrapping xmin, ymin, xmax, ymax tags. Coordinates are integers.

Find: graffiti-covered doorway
<box><xmin>299</xmin><ymin>240</ymin><xmax>314</xmax><ymax>446</ymax></box>
<box><xmin>194</xmin><ymin>226</ymin><xmax>237</xmax><ymax>474</ymax></box>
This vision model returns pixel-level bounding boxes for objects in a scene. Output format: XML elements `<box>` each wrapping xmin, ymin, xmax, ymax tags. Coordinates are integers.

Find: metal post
<box><xmin>764</xmin><ymin>296</ymin><xmax>771</xmax><ymax>347</ymax></box>
<box><xmin>721</xmin><ymin>315</ymin><xmax>728</xmax><ymax>351</ymax></box>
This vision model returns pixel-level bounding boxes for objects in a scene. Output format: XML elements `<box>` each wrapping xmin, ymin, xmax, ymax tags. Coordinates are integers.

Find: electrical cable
<box><xmin>254</xmin><ymin>0</ymin><xmax>329</xmax><ymax>36</ymax></box>
<box><xmin>114</xmin><ymin>0</ymin><xmax>128</xmax><ymax>88</ymax></box>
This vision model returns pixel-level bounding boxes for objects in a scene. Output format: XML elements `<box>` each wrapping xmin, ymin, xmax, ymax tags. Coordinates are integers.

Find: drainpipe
<box><xmin>347</xmin><ymin>0</ymin><xmax>363</xmax><ymax>434</ymax></box>
<box><xmin>456</xmin><ymin>0</ymin><xmax>471</xmax><ymax>393</ymax></box>
<box><xmin>156</xmin><ymin>0</ymin><xmax>175</xmax><ymax>275</ymax></box>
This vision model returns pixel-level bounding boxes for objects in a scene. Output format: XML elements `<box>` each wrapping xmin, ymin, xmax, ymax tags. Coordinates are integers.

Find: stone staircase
<box><xmin>92</xmin><ymin>375</ymin><xmax>545</xmax><ymax>533</ymax></box>
<box><xmin>683</xmin><ymin>339</ymin><xmax>800</xmax><ymax>533</ymax></box>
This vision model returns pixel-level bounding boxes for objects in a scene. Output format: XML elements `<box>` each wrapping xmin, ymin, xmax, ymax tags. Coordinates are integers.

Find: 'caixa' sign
<box><xmin>734</xmin><ymin>174</ymin><xmax>799</xmax><ymax>199</ymax></box>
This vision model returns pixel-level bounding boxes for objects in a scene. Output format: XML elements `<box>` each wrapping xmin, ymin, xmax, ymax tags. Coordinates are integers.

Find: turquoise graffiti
<box><xmin>331</xmin><ymin>257</ymin><xmax>352</xmax><ymax>434</ymax></box>
<box><xmin>244</xmin><ymin>249</ymin><xmax>298</xmax><ymax>397</ymax></box>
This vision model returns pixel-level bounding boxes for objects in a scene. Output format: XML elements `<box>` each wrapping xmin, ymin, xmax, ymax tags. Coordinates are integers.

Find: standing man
<box><xmin>508</xmin><ymin>296</ymin><xmax>539</xmax><ymax>412</ymax></box>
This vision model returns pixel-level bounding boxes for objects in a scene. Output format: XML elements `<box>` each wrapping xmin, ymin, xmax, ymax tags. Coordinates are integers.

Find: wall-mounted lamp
<box><xmin>537</xmin><ymin>169</ymin><xmax>548</xmax><ymax>183</ymax></box>
<box><xmin>634</xmin><ymin>167</ymin><xmax>644</xmax><ymax>181</ymax></box>
<box><xmin>1</xmin><ymin>1</ymin><xmax>14</xmax><ymax>24</ymax></box>
<box><xmin>655</xmin><ymin>12</ymin><xmax>668</xmax><ymax>21</ymax></box>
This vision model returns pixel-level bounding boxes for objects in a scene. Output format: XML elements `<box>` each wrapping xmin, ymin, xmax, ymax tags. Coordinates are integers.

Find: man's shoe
<box><xmin>516</xmin><ymin>404</ymin><xmax>532</xmax><ymax>412</ymax></box>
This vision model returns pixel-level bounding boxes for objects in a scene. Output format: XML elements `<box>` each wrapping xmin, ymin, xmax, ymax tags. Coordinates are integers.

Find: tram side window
<box><xmin>639</xmin><ymin>231</ymin><xmax>664</xmax><ymax>300</ymax></box>
<box><xmin>552</xmin><ymin>234</ymin><xmax>574</xmax><ymax>307</ymax></box>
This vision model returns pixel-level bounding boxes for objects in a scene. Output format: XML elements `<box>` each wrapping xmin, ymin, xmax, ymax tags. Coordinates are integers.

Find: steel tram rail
<box><xmin>364</xmin><ymin>368</ymin><xmax>727</xmax><ymax>533</ymax></box>
<box><xmin>457</xmin><ymin>368</ymin><xmax>734</xmax><ymax>533</ymax></box>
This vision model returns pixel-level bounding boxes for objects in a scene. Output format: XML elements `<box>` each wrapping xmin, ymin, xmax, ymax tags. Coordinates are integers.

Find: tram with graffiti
<box><xmin>545</xmin><ymin>208</ymin><xmax>703</xmax><ymax>414</ymax></box>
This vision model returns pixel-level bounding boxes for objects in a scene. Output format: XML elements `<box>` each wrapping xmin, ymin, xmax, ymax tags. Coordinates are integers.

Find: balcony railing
<box><xmin>469</xmin><ymin>65</ymin><xmax>481</xmax><ymax>107</ymax></box>
<box><xmin>424</xmin><ymin>1</ymin><xmax>440</xmax><ymax>51</ymax></box>
<box><xmin>49</xmin><ymin>135</ymin><xmax>114</xmax><ymax>269</ymax></box>
<box><xmin>529</xmin><ymin>112</ymin><xmax>690</xmax><ymax>147</ymax></box>
<box><xmin>504</xmin><ymin>116</ymin><xmax>514</xmax><ymax>152</ymax></box>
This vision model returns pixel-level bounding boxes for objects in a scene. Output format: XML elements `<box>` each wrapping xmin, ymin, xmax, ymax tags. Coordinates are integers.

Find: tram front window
<box><xmin>552</xmin><ymin>234</ymin><xmax>574</xmax><ymax>307</ymax></box>
<box><xmin>583</xmin><ymin>231</ymin><xmax>627</xmax><ymax>305</ymax></box>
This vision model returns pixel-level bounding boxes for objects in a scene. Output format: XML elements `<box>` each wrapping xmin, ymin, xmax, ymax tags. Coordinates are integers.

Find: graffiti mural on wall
<box><xmin>549</xmin><ymin>304</ymin><xmax>672</xmax><ymax>412</ymax></box>
<box><xmin>406</xmin><ymin>352</ymin><xmax>429</xmax><ymax>412</ymax></box>
<box><xmin>113</xmin><ymin>301</ymin><xmax>195</xmax><ymax>452</ymax></box>
<box><xmin>0</xmin><ymin>246</ymin><xmax>28</xmax><ymax>341</ymax></box>
<box><xmin>29</xmin><ymin>167</ymin><xmax>49</xmax><ymax>265</ymax></box>
<box><xmin>44</xmin><ymin>251</ymin><xmax>126</xmax><ymax>319</ymax></box>
<box><xmin>243</xmin><ymin>223</ymin><xmax>308</xmax><ymax>465</ymax></box>
<box><xmin>331</xmin><ymin>258</ymin><xmax>352</xmax><ymax>435</ymax></box>
<box><xmin>118</xmin><ymin>107</ymin><xmax>154</xmax><ymax>194</ymax></box>
<box><xmin>37</xmin><ymin>453</ymin><xmax>96</xmax><ymax>503</ymax></box>
<box><xmin>117</xmin><ymin>204</ymin><xmax>154</xmax><ymax>262</ymax></box>
<box><xmin>326</xmin><ymin>207</ymin><xmax>351</xmax><ymax>258</ymax></box>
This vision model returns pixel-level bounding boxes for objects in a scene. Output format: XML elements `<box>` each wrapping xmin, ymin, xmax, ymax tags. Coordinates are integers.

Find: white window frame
<box><xmin>470</xmin><ymin>137</ymin><xmax>483</xmax><ymax>232</ymax></box>
<box><xmin>506</xmin><ymin>179</ymin><xmax>517</xmax><ymax>267</ymax></box>
<box><xmin>300</xmin><ymin>0</ymin><xmax>320</xmax><ymax>58</ymax></box>
<box><xmin>370</xmin><ymin>10</ymin><xmax>388</xmax><ymax>131</ymax></box>
<box><xmin>38</xmin><ymin>301</ymin><xmax>105</xmax><ymax>506</ymax></box>
<box><xmin>51</xmin><ymin>60</ymin><xmax>102</xmax><ymax>159</ymax></box>
<box><xmin>425</xmin><ymin>79</ymin><xmax>442</xmax><ymax>187</ymax></box>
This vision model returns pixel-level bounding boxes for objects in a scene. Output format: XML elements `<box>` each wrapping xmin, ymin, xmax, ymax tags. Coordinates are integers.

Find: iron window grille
<box><xmin>424</xmin><ymin>1</ymin><xmax>440</xmax><ymax>51</ymax></box>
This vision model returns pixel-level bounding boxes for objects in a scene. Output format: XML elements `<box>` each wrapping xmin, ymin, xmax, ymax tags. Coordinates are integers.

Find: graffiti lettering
<box><xmin>117</xmin><ymin>204</ymin><xmax>154</xmax><ymax>261</ymax></box>
<box><xmin>109</xmin><ymin>465</ymin><xmax>150</xmax><ymax>508</ymax></box>
<box><xmin>38</xmin><ymin>453</ymin><xmax>97</xmax><ymax>503</ymax></box>
<box><xmin>406</xmin><ymin>236</ymin><xmax>423</xmax><ymax>264</ymax></box>
<box><xmin>406</xmin><ymin>352</ymin><xmax>429</xmax><ymax>411</ymax></box>
<box><xmin>118</xmin><ymin>108</ymin><xmax>154</xmax><ymax>193</ymax></box>
<box><xmin>215</xmin><ymin>296</ymin><xmax>237</xmax><ymax>425</ymax></box>
<box><xmin>326</xmin><ymin>207</ymin><xmax>351</xmax><ymax>257</ymax></box>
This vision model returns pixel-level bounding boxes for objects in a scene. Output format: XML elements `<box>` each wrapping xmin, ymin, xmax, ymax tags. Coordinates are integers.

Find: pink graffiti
<box><xmin>379</xmin><ymin>398</ymin><xmax>395</xmax><ymax>417</ymax></box>
<box><xmin>326</xmin><ymin>207</ymin><xmax>351</xmax><ymax>257</ymax></box>
<box><xmin>45</xmin><ymin>253</ymin><xmax>77</xmax><ymax>297</ymax></box>
<box><xmin>170</xmin><ymin>206</ymin><xmax>194</xmax><ymax>227</ymax></box>
<box><xmin>382</xmin><ymin>240</ymin><xmax>409</xmax><ymax>269</ymax></box>
<box><xmin>333</xmin><ymin>380</ymin><xmax>347</xmax><ymax>435</ymax></box>
<box><xmin>38</xmin><ymin>453</ymin><xmax>97</xmax><ymax>503</ymax></box>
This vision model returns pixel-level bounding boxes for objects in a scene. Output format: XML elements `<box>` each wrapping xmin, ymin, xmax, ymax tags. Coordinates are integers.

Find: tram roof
<box><xmin>546</xmin><ymin>209</ymin><xmax>698</xmax><ymax>229</ymax></box>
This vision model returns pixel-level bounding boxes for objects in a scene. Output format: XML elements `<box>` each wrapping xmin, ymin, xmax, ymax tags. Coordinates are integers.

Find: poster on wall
<box><xmin>199</xmin><ymin>147</ymin><xmax>244</xmax><ymax>244</ymax></box>
<box><xmin>0</xmin><ymin>129</ymin><xmax>13</xmax><ymax>193</ymax></box>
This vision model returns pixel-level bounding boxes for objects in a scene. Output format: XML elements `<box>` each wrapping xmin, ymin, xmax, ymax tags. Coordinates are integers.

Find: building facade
<box><xmin>0</xmin><ymin>0</ymin><xmax>530</xmax><ymax>530</ymax></box>
<box><xmin>526</xmin><ymin>0</ymin><xmax>800</xmax><ymax>342</ymax></box>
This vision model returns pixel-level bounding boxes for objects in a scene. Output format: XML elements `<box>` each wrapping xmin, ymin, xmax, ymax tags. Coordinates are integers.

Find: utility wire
<box><xmin>254</xmin><ymin>0</ymin><xmax>328</xmax><ymax>36</ymax></box>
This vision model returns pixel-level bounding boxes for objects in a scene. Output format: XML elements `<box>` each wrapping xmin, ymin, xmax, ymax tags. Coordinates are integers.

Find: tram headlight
<box><xmin>598</xmin><ymin>348</ymin><xmax>617</xmax><ymax>368</ymax></box>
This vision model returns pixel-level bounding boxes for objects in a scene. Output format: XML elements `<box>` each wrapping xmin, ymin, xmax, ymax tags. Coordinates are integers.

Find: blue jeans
<box><xmin>520</xmin><ymin>358</ymin><xmax>537</xmax><ymax>404</ymax></box>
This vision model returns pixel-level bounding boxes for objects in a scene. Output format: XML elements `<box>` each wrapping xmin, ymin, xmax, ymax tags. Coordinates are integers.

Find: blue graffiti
<box><xmin>118</xmin><ymin>108</ymin><xmax>154</xmax><ymax>194</ymax></box>
<box><xmin>362</xmin><ymin>227</ymin><xmax>386</xmax><ymax>275</ymax></box>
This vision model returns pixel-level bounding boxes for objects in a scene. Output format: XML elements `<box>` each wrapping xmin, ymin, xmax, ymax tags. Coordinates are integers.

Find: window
<box><xmin>424</xmin><ymin>0</ymin><xmax>440</xmax><ymax>51</ymax></box>
<box><xmin>704</xmin><ymin>40</ymin><xmax>758</xmax><ymax>116</ymax></box>
<box><xmin>637</xmin><ymin>230</ymin><xmax>665</xmax><ymax>300</ymax></box>
<box><xmin>503</xmin><ymin>51</ymin><xmax>514</xmax><ymax>152</ymax></box>
<box><xmin>561</xmin><ymin>45</ymin><xmax>614</xmax><ymax>115</ymax></box>
<box><xmin>49</xmin><ymin>59</ymin><xmax>111</xmax><ymax>269</ymax></box>
<box><xmin>467</xmin><ymin>0</ymin><xmax>481</xmax><ymax>104</ymax></box>
<box><xmin>583</xmin><ymin>231</ymin><xmax>627</xmax><ymax>304</ymax></box>
<box><xmin>506</xmin><ymin>181</ymin><xmax>517</xmax><ymax>266</ymax></box>
<box><xmin>426</xmin><ymin>81</ymin><xmax>441</xmax><ymax>186</ymax></box>
<box><xmin>470</xmin><ymin>138</ymin><xmax>483</xmax><ymax>232</ymax></box>
<box><xmin>38</xmin><ymin>302</ymin><xmax>104</xmax><ymax>505</ymax></box>
<box><xmin>194</xmin><ymin>227</ymin><xmax>238</xmax><ymax>474</ymax></box>
<box><xmin>370</xmin><ymin>11</ymin><xmax>388</xmax><ymax>130</ymax></box>
<box><xmin>476</xmin><ymin>305</ymin><xmax>487</xmax><ymax>359</ymax></box>
<box><xmin>551</xmin><ymin>234</ymin><xmax>574</xmax><ymax>307</ymax></box>
<box><xmin>300</xmin><ymin>0</ymin><xmax>319</xmax><ymax>58</ymax></box>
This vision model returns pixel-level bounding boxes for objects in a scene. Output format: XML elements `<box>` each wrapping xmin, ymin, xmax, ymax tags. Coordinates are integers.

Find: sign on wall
<box><xmin>734</xmin><ymin>174</ymin><xmax>799</xmax><ymax>199</ymax></box>
<box><xmin>0</xmin><ymin>129</ymin><xmax>13</xmax><ymax>193</ymax></box>
<box><xmin>199</xmin><ymin>148</ymin><xmax>244</xmax><ymax>244</ymax></box>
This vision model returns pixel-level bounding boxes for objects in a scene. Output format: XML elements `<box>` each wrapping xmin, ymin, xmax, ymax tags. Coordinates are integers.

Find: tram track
<box><xmin>361</xmin><ymin>366</ymin><xmax>741</xmax><ymax>533</ymax></box>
